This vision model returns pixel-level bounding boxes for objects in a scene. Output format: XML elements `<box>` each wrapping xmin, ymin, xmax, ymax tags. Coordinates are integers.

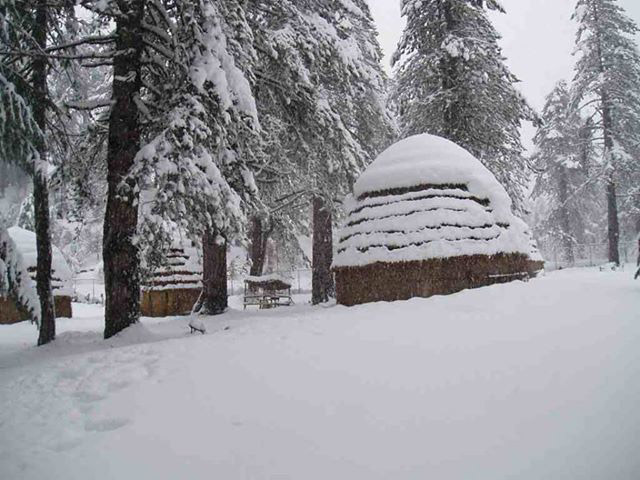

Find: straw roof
<box><xmin>333</xmin><ymin>134</ymin><xmax>541</xmax><ymax>268</ymax></box>
<box><xmin>143</xmin><ymin>239</ymin><xmax>202</xmax><ymax>291</ymax></box>
<box><xmin>7</xmin><ymin>227</ymin><xmax>73</xmax><ymax>296</ymax></box>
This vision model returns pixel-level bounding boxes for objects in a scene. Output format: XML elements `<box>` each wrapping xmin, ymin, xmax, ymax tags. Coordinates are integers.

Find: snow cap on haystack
<box><xmin>334</xmin><ymin>134</ymin><xmax>538</xmax><ymax>268</ymax></box>
<box><xmin>7</xmin><ymin>226</ymin><xmax>73</xmax><ymax>296</ymax></box>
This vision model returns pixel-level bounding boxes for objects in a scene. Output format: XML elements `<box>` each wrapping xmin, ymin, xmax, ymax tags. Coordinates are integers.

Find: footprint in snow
<box><xmin>50</xmin><ymin>436</ymin><xmax>83</xmax><ymax>452</ymax></box>
<box><xmin>84</xmin><ymin>417</ymin><xmax>131</xmax><ymax>432</ymax></box>
<box><xmin>74</xmin><ymin>390</ymin><xmax>108</xmax><ymax>403</ymax></box>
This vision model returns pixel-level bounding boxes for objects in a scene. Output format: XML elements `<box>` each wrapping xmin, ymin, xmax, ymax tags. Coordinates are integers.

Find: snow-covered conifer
<box><xmin>392</xmin><ymin>0</ymin><xmax>535</xmax><ymax>210</ymax></box>
<box><xmin>134</xmin><ymin>0</ymin><xmax>259</xmax><ymax>315</ymax></box>
<box><xmin>0</xmin><ymin>0</ymin><xmax>79</xmax><ymax>344</ymax></box>
<box><xmin>571</xmin><ymin>0</ymin><xmax>640</xmax><ymax>264</ymax></box>
<box><xmin>531</xmin><ymin>81</ymin><xmax>603</xmax><ymax>263</ymax></box>
<box><xmin>247</xmin><ymin>0</ymin><xmax>394</xmax><ymax>302</ymax></box>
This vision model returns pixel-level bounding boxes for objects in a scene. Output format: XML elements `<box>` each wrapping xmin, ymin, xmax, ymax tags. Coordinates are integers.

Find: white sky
<box><xmin>368</xmin><ymin>0</ymin><xmax>640</xmax><ymax>149</ymax></box>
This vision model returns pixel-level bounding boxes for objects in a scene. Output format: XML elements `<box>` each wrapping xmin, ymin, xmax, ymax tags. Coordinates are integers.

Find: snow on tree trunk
<box><xmin>312</xmin><ymin>197</ymin><xmax>334</xmax><ymax>305</ymax></box>
<box><xmin>33</xmin><ymin>175</ymin><xmax>55</xmax><ymax>344</ymax></box>
<box><xmin>198</xmin><ymin>231</ymin><xmax>228</xmax><ymax>315</ymax></box>
<box><xmin>32</xmin><ymin>0</ymin><xmax>55</xmax><ymax>346</ymax></box>
<box><xmin>103</xmin><ymin>0</ymin><xmax>144</xmax><ymax>339</ymax></box>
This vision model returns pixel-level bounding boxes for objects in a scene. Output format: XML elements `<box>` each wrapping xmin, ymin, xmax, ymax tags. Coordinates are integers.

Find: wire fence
<box><xmin>74</xmin><ymin>268</ymin><xmax>314</xmax><ymax>304</ymax></box>
<box><xmin>75</xmin><ymin>241</ymin><xmax>637</xmax><ymax>303</ymax></box>
<box><xmin>540</xmin><ymin>240</ymin><xmax>638</xmax><ymax>271</ymax></box>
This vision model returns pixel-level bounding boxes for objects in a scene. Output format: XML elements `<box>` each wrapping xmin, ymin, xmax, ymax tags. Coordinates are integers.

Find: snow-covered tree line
<box><xmin>7</xmin><ymin>0</ymin><xmax>637</xmax><ymax>344</ymax></box>
<box><xmin>1</xmin><ymin>0</ymin><xmax>394</xmax><ymax>342</ymax></box>
<box><xmin>531</xmin><ymin>0</ymin><xmax>640</xmax><ymax>266</ymax></box>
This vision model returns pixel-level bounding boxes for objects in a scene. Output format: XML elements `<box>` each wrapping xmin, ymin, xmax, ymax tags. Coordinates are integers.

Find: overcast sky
<box><xmin>368</xmin><ymin>0</ymin><xmax>640</xmax><ymax>149</ymax></box>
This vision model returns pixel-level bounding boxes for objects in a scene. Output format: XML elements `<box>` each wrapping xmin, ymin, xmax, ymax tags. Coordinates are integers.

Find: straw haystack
<box><xmin>140</xmin><ymin>240</ymin><xmax>202</xmax><ymax>317</ymax></box>
<box><xmin>333</xmin><ymin>134</ymin><xmax>543</xmax><ymax>306</ymax></box>
<box><xmin>0</xmin><ymin>227</ymin><xmax>73</xmax><ymax>324</ymax></box>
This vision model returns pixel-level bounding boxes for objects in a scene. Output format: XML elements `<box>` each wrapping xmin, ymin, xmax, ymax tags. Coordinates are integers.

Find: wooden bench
<box><xmin>243</xmin><ymin>294</ymin><xmax>295</xmax><ymax>310</ymax></box>
<box><xmin>243</xmin><ymin>275</ymin><xmax>295</xmax><ymax>310</ymax></box>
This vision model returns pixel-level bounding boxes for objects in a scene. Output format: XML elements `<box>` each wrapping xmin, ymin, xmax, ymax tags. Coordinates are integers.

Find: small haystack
<box><xmin>140</xmin><ymin>240</ymin><xmax>202</xmax><ymax>317</ymax></box>
<box><xmin>0</xmin><ymin>227</ymin><xmax>73</xmax><ymax>324</ymax></box>
<box><xmin>333</xmin><ymin>134</ymin><xmax>543</xmax><ymax>306</ymax></box>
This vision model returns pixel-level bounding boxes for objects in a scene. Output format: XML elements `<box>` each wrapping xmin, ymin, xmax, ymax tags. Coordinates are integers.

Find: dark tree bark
<box><xmin>196</xmin><ymin>231</ymin><xmax>228</xmax><ymax>315</ymax></box>
<box><xmin>440</xmin><ymin>1</ymin><xmax>461</xmax><ymax>142</ymax></box>
<box><xmin>32</xmin><ymin>0</ymin><xmax>55</xmax><ymax>346</ymax></box>
<box><xmin>606</xmin><ymin>177</ymin><xmax>620</xmax><ymax>265</ymax></box>
<box><xmin>248</xmin><ymin>215</ymin><xmax>272</xmax><ymax>276</ymax></box>
<box><xmin>103</xmin><ymin>0</ymin><xmax>144</xmax><ymax>339</ymax></box>
<box><xmin>602</xmin><ymin>96</ymin><xmax>620</xmax><ymax>266</ymax></box>
<box><xmin>312</xmin><ymin>196</ymin><xmax>334</xmax><ymax>305</ymax></box>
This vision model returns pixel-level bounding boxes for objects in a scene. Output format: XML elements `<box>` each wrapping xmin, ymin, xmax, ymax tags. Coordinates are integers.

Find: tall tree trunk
<box><xmin>607</xmin><ymin>178</ymin><xmax>620</xmax><ymax>265</ymax></box>
<box><xmin>249</xmin><ymin>215</ymin><xmax>269</xmax><ymax>276</ymax></box>
<box><xmin>557</xmin><ymin>167</ymin><xmax>575</xmax><ymax>265</ymax></box>
<box><xmin>32</xmin><ymin>0</ymin><xmax>55</xmax><ymax>346</ymax></box>
<box><xmin>592</xmin><ymin>1</ymin><xmax>620</xmax><ymax>266</ymax></box>
<box><xmin>197</xmin><ymin>231</ymin><xmax>228</xmax><ymax>315</ymax></box>
<box><xmin>440</xmin><ymin>1</ymin><xmax>460</xmax><ymax>142</ymax></box>
<box><xmin>602</xmin><ymin>97</ymin><xmax>620</xmax><ymax>266</ymax></box>
<box><xmin>103</xmin><ymin>0</ymin><xmax>144</xmax><ymax>339</ymax></box>
<box><xmin>312</xmin><ymin>197</ymin><xmax>334</xmax><ymax>305</ymax></box>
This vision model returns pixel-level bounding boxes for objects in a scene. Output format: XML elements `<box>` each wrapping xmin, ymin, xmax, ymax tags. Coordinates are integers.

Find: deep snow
<box><xmin>1</xmin><ymin>267</ymin><xmax>639</xmax><ymax>479</ymax></box>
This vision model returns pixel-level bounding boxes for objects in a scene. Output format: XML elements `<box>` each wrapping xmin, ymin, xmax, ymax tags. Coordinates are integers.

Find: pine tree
<box><xmin>99</xmin><ymin>0</ymin><xmax>145</xmax><ymax>338</ymax></box>
<box><xmin>392</xmin><ymin>0</ymin><xmax>535</xmax><ymax>210</ymax></box>
<box><xmin>134</xmin><ymin>0</ymin><xmax>259</xmax><ymax>315</ymax></box>
<box><xmin>30</xmin><ymin>0</ymin><xmax>57</xmax><ymax>345</ymax></box>
<box><xmin>0</xmin><ymin>0</ymin><xmax>74</xmax><ymax>344</ymax></box>
<box><xmin>572</xmin><ymin>0</ymin><xmax>640</xmax><ymax>265</ymax></box>
<box><xmin>247</xmin><ymin>0</ymin><xmax>394</xmax><ymax>303</ymax></box>
<box><xmin>531</xmin><ymin>81</ymin><xmax>602</xmax><ymax>264</ymax></box>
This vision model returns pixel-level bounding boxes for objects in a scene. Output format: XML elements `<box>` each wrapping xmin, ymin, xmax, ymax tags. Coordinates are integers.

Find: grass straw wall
<box><xmin>1</xmin><ymin>291</ymin><xmax>73</xmax><ymax>325</ymax></box>
<box><xmin>140</xmin><ymin>288</ymin><xmax>202</xmax><ymax>317</ymax></box>
<box><xmin>335</xmin><ymin>253</ymin><xmax>543</xmax><ymax>307</ymax></box>
<box><xmin>140</xmin><ymin>244</ymin><xmax>203</xmax><ymax>317</ymax></box>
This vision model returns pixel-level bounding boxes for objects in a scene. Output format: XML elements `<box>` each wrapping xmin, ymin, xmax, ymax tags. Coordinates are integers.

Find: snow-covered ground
<box><xmin>1</xmin><ymin>267</ymin><xmax>639</xmax><ymax>479</ymax></box>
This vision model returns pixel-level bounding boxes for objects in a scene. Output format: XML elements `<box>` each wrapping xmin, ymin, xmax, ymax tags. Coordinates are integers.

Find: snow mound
<box><xmin>334</xmin><ymin>134</ymin><xmax>539</xmax><ymax>268</ymax></box>
<box><xmin>354</xmin><ymin>134</ymin><xmax>513</xmax><ymax>217</ymax></box>
<box><xmin>7</xmin><ymin>227</ymin><xmax>73</xmax><ymax>296</ymax></box>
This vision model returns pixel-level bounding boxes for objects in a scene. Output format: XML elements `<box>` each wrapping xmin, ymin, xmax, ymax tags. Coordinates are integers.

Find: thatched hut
<box><xmin>333</xmin><ymin>134</ymin><xmax>544</xmax><ymax>307</ymax></box>
<box><xmin>140</xmin><ymin>240</ymin><xmax>202</xmax><ymax>317</ymax></box>
<box><xmin>0</xmin><ymin>227</ymin><xmax>73</xmax><ymax>324</ymax></box>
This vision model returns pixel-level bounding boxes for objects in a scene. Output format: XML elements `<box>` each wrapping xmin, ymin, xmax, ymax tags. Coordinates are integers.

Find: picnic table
<box><xmin>243</xmin><ymin>275</ymin><xmax>295</xmax><ymax>310</ymax></box>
